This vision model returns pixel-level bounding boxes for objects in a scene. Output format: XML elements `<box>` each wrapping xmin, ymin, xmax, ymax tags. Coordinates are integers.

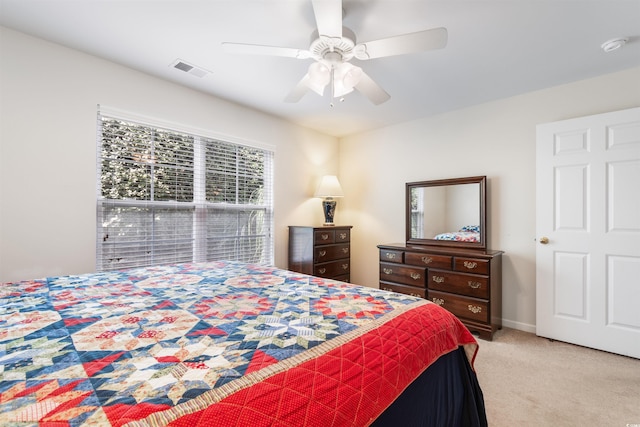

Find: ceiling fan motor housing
<box><xmin>309</xmin><ymin>27</ymin><xmax>356</xmax><ymax>62</ymax></box>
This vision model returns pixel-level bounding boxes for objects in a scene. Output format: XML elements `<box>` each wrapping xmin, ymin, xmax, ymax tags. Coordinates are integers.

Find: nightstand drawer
<box><xmin>315</xmin><ymin>243</ymin><xmax>350</xmax><ymax>262</ymax></box>
<box><xmin>405</xmin><ymin>252</ymin><xmax>452</xmax><ymax>269</ymax></box>
<box><xmin>380</xmin><ymin>281</ymin><xmax>426</xmax><ymax>299</ymax></box>
<box><xmin>454</xmin><ymin>257</ymin><xmax>490</xmax><ymax>275</ymax></box>
<box><xmin>334</xmin><ymin>228</ymin><xmax>350</xmax><ymax>243</ymax></box>
<box><xmin>379</xmin><ymin>262</ymin><xmax>426</xmax><ymax>287</ymax></box>
<box><xmin>428</xmin><ymin>269</ymin><xmax>489</xmax><ymax>299</ymax></box>
<box><xmin>314</xmin><ymin>230</ymin><xmax>335</xmax><ymax>244</ymax></box>
<box><xmin>380</xmin><ymin>249</ymin><xmax>404</xmax><ymax>263</ymax></box>
<box><xmin>429</xmin><ymin>290</ymin><xmax>488</xmax><ymax>323</ymax></box>
<box><xmin>315</xmin><ymin>259</ymin><xmax>350</xmax><ymax>278</ymax></box>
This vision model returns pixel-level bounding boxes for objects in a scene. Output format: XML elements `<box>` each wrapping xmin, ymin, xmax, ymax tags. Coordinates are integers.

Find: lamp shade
<box><xmin>314</xmin><ymin>175</ymin><xmax>344</xmax><ymax>198</ymax></box>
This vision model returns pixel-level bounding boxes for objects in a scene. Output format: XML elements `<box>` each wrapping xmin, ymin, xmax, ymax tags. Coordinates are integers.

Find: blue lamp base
<box><xmin>322</xmin><ymin>199</ymin><xmax>337</xmax><ymax>226</ymax></box>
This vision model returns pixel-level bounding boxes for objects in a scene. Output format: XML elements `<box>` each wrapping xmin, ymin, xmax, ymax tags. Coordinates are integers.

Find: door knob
<box><xmin>539</xmin><ymin>237</ymin><xmax>549</xmax><ymax>244</ymax></box>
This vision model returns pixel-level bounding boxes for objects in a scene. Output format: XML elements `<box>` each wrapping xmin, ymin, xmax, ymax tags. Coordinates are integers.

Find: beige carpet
<box><xmin>473</xmin><ymin>328</ymin><xmax>640</xmax><ymax>426</ymax></box>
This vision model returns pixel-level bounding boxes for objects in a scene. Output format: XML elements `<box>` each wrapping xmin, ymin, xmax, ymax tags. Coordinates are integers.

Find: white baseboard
<box><xmin>501</xmin><ymin>318</ymin><xmax>536</xmax><ymax>334</ymax></box>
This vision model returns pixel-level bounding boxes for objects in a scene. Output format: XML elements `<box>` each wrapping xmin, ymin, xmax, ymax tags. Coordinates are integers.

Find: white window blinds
<box><xmin>97</xmin><ymin>113</ymin><xmax>274</xmax><ymax>271</ymax></box>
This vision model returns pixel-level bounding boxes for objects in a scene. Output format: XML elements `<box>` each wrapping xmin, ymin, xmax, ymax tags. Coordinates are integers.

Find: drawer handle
<box><xmin>432</xmin><ymin>298</ymin><xmax>445</xmax><ymax>306</ymax></box>
<box><xmin>318</xmin><ymin>268</ymin><xmax>326</xmax><ymax>274</ymax></box>
<box><xmin>410</xmin><ymin>272</ymin><xmax>421</xmax><ymax>280</ymax></box>
<box><xmin>342</xmin><ymin>248</ymin><xmax>349</xmax><ymax>254</ymax></box>
<box><xmin>383</xmin><ymin>268</ymin><xmax>393</xmax><ymax>275</ymax></box>
<box><xmin>463</xmin><ymin>261</ymin><xmax>478</xmax><ymax>269</ymax></box>
<box><xmin>468</xmin><ymin>281</ymin><xmax>481</xmax><ymax>289</ymax></box>
<box><xmin>468</xmin><ymin>305</ymin><xmax>482</xmax><ymax>314</ymax></box>
<box><xmin>339</xmin><ymin>233</ymin><xmax>347</xmax><ymax>240</ymax></box>
<box><xmin>342</xmin><ymin>263</ymin><xmax>349</xmax><ymax>270</ymax></box>
<box><xmin>319</xmin><ymin>250</ymin><xmax>327</xmax><ymax>257</ymax></box>
<box><xmin>432</xmin><ymin>276</ymin><xmax>445</xmax><ymax>283</ymax></box>
<box><xmin>385</xmin><ymin>253</ymin><xmax>397</xmax><ymax>260</ymax></box>
<box><xmin>410</xmin><ymin>293</ymin><xmax>421</xmax><ymax>298</ymax></box>
<box><xmin>382</xmin><ymin>287</ymin><xmax>392</xmax><ymax>292</ymax></box>
<box><xmin>321</xmin><ymin>234</ymin><xmax>329</xmax><ymax>240</ymax></box>
<box><xmin>421</xmin><ymin>256</ymin><xmax>433</xmax><ymax>264</ymax></box>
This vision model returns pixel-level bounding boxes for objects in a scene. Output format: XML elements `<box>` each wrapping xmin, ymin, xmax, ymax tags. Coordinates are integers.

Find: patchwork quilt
<box><xmin>1</xmin><ymin>261</ymin><xmax>477</xmax><ymax>426</ymax></box>
<box><xmin>434</xmin><ymin>231</ymin><xmax>480</xmax><ymax>242</ymax></box>
<box><xmin>434</xmin><ymin>225</ymin><xmax>481</xmax><ymax>243</ymax></box>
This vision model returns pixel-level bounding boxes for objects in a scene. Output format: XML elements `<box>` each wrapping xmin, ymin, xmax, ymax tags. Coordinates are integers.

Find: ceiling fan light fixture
<box><xmin>331</xmin><ymin>63</ymin><xmax>361</xmax><ymax>97</ymax></box>
<box><xmin>309</xmin><ymin>62</ymin><xmax>330</xmax><ymax>83</ymax></box>
<box><xmin>308</xmin><ymin>62</ymin><xmax>331</xmax><ymax>95</ymax></box>
<box><xmin>342</xmin><ymin>64</ymin><xmax>363</xmax><ymax>88</ymax></box>
<box><xmin>332</xmin><ymin>80</ymin><xmax>353</xmax><ymax>97</ymax></box>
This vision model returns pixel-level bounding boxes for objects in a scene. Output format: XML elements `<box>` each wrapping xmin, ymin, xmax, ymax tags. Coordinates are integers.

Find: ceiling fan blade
<box><xmin>354</xmin><ymin>71</ymin><xmax>390</xmax><ymax>105</ymax></box>
<box><xmin>222</xmin><ymin>42</ymin><xmax>311</xmax><ymax>59</ymax></box>
<box><xmin>284</xmin><ymin>74</ymin><xmax>312</xmax><ymax>103</ymax></box>
<box><xmin>312</xmin><ymin>0</ymin><xmax>342</xmax><ymax>38</ymax></box>
<box><xmin>354</xmin><ymin>27</ymin><xmax>448</xmax><ymax>60</ymax></box>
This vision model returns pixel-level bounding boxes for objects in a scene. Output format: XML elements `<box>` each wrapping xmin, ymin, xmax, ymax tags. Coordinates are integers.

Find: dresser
<box><xmin>378</xmin><ymin>243</ymin><xmax>503</xmax><ymax>340</ymax></box>
<box><xmin>288</xmin><ymin>226</ymin><xmax>352</xmax><ymax>282</ymax></box>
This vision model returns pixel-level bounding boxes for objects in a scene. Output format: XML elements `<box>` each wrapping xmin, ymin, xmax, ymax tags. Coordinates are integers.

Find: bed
<box><xmin>0</xmin><ymin>261</ymin><xmax>486</xmax><ymax>426</ymax></box>
<box><xmin>434</xmin><ymin>225</ymin><xmax>481</xmax><ymax>243</ymax></box>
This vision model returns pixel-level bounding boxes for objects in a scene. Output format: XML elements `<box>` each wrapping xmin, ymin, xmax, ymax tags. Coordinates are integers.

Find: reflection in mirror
<box><xmin>410</xmin><ymin>184</ymin><xmax>480</xmax><ymax>241</ymax></box>
<box><xmin>406</xmin><ymin>176</ymin><xmax>486</xmax><ymax>249</ymax></box>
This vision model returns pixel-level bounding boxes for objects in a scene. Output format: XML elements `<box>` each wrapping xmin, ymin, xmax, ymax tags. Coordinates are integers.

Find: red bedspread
<box><xmin>168</xmin><ymin>304</ymin><xmax>475</xmax><ymax>427</ymax></box>
<box><xmin>0</xmin><ymin>261</ymin><xmax>477</xmax><ymax>426</ymax></box>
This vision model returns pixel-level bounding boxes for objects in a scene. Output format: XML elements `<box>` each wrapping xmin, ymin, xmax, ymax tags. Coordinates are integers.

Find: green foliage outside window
<box><xmin>97</xmin><ymin>116</ymin><xmax>272</xmax><ymax>270</ymax></box>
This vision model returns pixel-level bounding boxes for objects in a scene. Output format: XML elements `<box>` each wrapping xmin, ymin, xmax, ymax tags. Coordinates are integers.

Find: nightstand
<box><xmin>288</xmin><ymin>226</ymin><xmax>352</xmax><ymax>282</ymax></box>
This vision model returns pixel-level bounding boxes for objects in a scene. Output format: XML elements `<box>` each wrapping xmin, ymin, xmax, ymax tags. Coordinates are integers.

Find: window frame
<box><xmin>96</xmin><ymin>107</ymin><xmax>274</xmax><ymax>271</ymax></box>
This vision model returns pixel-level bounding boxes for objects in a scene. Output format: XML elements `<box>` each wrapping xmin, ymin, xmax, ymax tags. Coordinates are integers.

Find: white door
<box><xmin>536</xmin><ymin>107</ymin><xmax>640</xmax><ymax>359</ymax></box>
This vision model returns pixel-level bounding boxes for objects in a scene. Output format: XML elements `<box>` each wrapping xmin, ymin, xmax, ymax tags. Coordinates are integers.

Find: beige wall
<box><xmin>339</xmin><ymin>66</ymin><xmax>640</xmax><ymax>332</ymax></box>
<box><xmin>0</xmin><ymin>27</ymin><xmax>338</xmax><ymax>282</ymax></box>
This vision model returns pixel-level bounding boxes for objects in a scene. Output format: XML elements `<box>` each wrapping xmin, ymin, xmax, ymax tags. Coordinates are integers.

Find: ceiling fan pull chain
<box><xmin>328</xmin><ymin>65</ymin><xmax>346</xmax><ymax>107</ymax></box>
<box><xmin>330</xmin><ymin>66</ymin><xmax>335</xmax><ymax>107</ymax></box>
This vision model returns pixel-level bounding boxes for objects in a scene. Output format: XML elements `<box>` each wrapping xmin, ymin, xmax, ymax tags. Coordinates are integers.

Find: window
<box><xmin>97</xmin><ymin>111</ymin><xmax>274</xmax><ymax>271</ymax></box>
<box><xmin>410</xmin><ymin>187</ymin><xmax>424</xmax><ymax>239</ymax></box>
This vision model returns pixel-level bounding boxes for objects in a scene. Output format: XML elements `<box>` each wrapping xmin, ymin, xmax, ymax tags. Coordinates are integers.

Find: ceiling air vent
<box><xmin>170</xmin><ymin>59</ymin><xmax>211</xmax><ymax>78</ymax></box>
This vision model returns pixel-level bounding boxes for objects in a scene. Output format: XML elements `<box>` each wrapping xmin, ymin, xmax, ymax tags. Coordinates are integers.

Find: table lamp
<box><xmin>314</xmin><ymin>175</ymin><xmax>344</xmax><ymax>226</ymax></box>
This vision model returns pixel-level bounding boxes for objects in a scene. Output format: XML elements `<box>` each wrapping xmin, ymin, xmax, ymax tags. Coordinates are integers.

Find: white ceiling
<box><xmin>1</xmin><ymin>0</ymin><xmax>639</xmax><ymax>137</ymax></box>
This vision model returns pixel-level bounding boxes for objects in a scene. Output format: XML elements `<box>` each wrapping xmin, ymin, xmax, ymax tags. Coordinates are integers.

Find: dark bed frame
<box><xmin>372</xmin><ymin>347</ymin><xmax>487</xmax><ymax>427</ymax></box>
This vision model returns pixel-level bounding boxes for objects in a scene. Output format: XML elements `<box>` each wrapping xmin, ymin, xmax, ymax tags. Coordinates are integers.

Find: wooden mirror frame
<box><xmin>406</xmin><ymin>176</ymin><xmax>487</xmax><ymax>250</ymax></box>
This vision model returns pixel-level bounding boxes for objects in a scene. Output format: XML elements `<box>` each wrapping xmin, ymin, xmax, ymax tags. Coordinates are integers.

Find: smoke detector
<box><xmin>601</xmin><ymin>38</ymin><xmax>628</xmax><ymax>53</ymax></box>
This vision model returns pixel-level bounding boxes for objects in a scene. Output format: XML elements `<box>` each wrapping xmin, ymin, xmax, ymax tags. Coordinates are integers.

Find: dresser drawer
<box><xmin>314</xmin><ymin>230</ymin><xmax>335</xmax><ymax>244</ymax></box>
<box><xmin>315</xmin><ymin>243</ymin><xmax>350</xmax><ymax>263</ymax></box>
<box><xmin>428</xmin><ymin>269</ymin><xmax>489</xmax><ymax>299</ymax></box>
<box><xmin>454</xmin><ymin>257</ymin><xmax>490</xmax><ymax>275</ymax></box>
<box><xmin>314</xmin><ymin>259</ymin><xmax>350</xmax><ymax>278</ymax></box>
<box><xmin>380</xmin><ymin>281</ymin><xmax>426</xmax><ymax>299</ymax></box>
<box><xmin>379</xmin><ymin>262</ymin><xmax>426</xmax><ymax>287</ymax></box>
<box><xmin>429</xmin><ymin>290</ymin><xmax>488</xmax><ymax>323</ymax></box>
<box><xmin>380</xmin><ymin>249</ymin><xmax>404</xmax><ymax>263</ymax></box>
<box><xmin>405</xmin><ymin>252</ymin><xmax>452</xmax><ymax>269</ymax></box>
<box><xmin>334</xmin><ymin>228</ymin><xmax>351</xmax><ymax>243</ymax></box>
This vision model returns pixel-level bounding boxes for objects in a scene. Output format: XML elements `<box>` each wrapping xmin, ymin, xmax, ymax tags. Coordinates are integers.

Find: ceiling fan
<box><xmin>221</xmin><ymin>0</ymin><xmax>447</xmax><ymax>106</ymax></box>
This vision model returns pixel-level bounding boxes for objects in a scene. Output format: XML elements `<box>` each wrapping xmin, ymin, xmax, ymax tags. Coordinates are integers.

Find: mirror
<box><xmin>406</xmin><ymin>176</ymin><xmax>486</xmax><ymax>249</ymax></box>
